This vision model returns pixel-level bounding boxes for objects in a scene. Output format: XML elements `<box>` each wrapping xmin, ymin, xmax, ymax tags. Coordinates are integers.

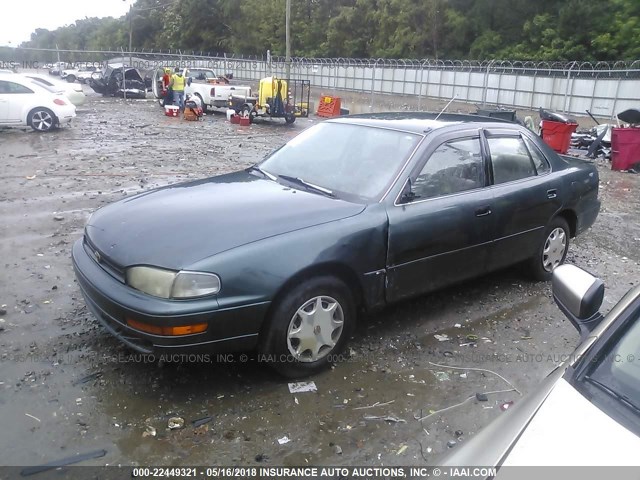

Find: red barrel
<box><xmin>541</xmin><ymin>120</ymin><xmax>578</xmax><ymax>154</ymax></box>
<box><xmin>611</xmin><ymin>127</ymin><xmax>640</xmax><ymax>171</ymax></box>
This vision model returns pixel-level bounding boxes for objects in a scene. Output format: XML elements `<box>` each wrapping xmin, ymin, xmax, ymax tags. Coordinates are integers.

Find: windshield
<box><xmin>259</xmin><ymin>122</ymin><xmax>421</xmax><ymax>201</ymax></box>
<box><xmin>586</xmin><ymin>312</ymin><xmax>640</xmax><ymax>410</ymax></box>
<box><xmin>187</xmin><ymin>69</ymin><xmax>216</xmax><ymax>81</ymax></box>
<box><xmin>572</xmin><ymin>301</ymin><xmax>640</xmax><ymax>435</ymax></box>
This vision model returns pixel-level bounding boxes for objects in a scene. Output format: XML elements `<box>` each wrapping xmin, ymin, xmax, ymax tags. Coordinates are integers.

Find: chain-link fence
<box><xmin>3</xmin><ymin>47</ymin><xmax>639</xmax><ymax>118</ymax></box>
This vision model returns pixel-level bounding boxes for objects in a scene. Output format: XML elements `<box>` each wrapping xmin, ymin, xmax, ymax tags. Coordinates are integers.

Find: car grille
<box><xmin>83</xmin><ymin>236</ymin><xmax>126</xmax><ymax>283</ymax></box>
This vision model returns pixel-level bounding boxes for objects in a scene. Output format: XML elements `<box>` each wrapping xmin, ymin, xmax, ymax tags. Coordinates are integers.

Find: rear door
<box><xmin>483</xmin><ymin>129</ymin><xmax>563</xmax><ymax>271</ymax></box>
<box><xmin>385</xmin><ymin>129</ymin><xmax>495</xmax><ymax>302</ymax></box>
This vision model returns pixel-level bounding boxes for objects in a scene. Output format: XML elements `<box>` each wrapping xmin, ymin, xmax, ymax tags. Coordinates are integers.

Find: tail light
<box><xmin>53</xmin><ymin>98</ymin><xmax>67</xmax><ymax>106</ymax></box>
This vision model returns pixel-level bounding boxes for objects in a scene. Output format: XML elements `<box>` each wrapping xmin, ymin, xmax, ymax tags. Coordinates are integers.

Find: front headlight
<box><xmin>126</xmin><ymin>267</ymin><xmax>221</xmax><ymax>299</ymax></box>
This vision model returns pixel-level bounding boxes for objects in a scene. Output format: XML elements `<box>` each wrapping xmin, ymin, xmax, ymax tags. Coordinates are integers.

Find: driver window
<box><xmin>412</xmin><ymin>138</ymin><xmax>484</xmax><ymax>200</ymax></box>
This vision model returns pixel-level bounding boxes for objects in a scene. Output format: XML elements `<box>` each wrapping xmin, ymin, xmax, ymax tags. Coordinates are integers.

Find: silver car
<box><xmin>443</xmin><ymin>264</ymin><xmax>640</xmax><ymax>467</ymax></box>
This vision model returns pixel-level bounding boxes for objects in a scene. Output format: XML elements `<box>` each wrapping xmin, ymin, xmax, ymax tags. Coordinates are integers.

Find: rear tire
<box><xmin>28</xmin><ymin>108</ymin><xmax>57</xmax><ymax>132</ymax></box>
<box><xmin>260</xmin><ymin>276</ymin><xmax>355</xmax><ymax>378</ymax></box>
<box><xmin>66</xmin><ymin>75</ymin><xmax>76</xmax><ymax>83</ymax></box>
<box><xmin>527</xmin><ymin>217</ymin><xmax>570</xmax><ymax>281</ymax></box>
<box><xmin>284</xmin><ymin>113</ymin><xmax>296</xmax><ymax>124</ymax></box>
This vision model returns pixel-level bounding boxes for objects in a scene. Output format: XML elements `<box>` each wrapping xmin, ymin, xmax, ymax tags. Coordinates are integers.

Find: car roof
<box><xmin>327</xmin><ymin>111</ymin><xmax>517</xmax><ymax>135</ymax></box>
<box><xmin>0</xmin><ymin>73</ymin><xmax>59</xmax><ymax>93</ymax></box>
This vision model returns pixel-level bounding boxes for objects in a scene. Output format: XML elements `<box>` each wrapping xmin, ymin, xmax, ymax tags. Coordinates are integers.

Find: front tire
<box><xmin>261</xmin><ymin>276</ymin><xmax>355</xmax><ymax>378</ymax></box>
<box><xmin>28</xmin><ymin>108</ymin><xmax>57</xmax><ymax>132</ymax></box>
<box><xmin>66</xmin><ymin>75</ymin><xmax>76</xmax><ymax>83</ymax></box>
<box><xmin>527</xmin><ymin>217</ymin><xmax>570</xmax><ymax>280</ymax></box>
<box><xmin>284</xmin><ymin>113</ymin><xmax>296</xmax><ymax>124</ymax></box>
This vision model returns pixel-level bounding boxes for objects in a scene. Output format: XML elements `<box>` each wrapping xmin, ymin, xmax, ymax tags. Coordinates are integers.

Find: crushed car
<box><xmin>88</xmin><ymin>63</ymin><xmax>147</xmax><ymax>99</ymax></box>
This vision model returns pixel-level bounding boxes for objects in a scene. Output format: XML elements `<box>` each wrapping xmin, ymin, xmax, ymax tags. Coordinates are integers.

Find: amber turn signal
<box><xmin>126</xmin><ymin>318</ymin><xmax>207</xmax><ymax>336</ymax></box>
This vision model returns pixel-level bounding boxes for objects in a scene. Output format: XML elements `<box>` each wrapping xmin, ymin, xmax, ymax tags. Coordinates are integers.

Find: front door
<box><xmin>386</xmin><ymin>133</ymin><xmax>494</xmax><ymax>302</ymax></box>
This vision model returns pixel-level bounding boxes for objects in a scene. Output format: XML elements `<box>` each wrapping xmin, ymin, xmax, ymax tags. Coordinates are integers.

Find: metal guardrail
<box><xmin>3</xmin><ymin>47</ymin><xmax>639</xmax><ymax>117</ymax></box>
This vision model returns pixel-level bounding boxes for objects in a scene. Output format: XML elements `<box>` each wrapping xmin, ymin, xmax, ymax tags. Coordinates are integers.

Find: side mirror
<box><xmin>552</xmin><ymin>264</ymin><xmax>604</xmax><ymax>338</ymax></box>
<box><xmin>398</xmin><ymin>178</ymin><xmax>420</xmax><ymax>204</ymax></box>
<box><xmin>187</xmin><ymin>77</ymin><xmax>192</xmax><ymax>86</ymax></box>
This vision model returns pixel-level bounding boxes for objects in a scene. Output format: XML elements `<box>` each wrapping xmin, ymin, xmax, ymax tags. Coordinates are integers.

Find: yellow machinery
<box><xmin>229</xmin><ymin>76</ymin><xmax>310</xmax><ymax>124</ymax></box>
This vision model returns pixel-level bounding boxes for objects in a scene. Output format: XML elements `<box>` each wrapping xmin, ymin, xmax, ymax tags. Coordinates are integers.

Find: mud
<box><xmin>0</xmin><ymin>83</ymin><xmax>638</xmax><ymax>469</ymax></box>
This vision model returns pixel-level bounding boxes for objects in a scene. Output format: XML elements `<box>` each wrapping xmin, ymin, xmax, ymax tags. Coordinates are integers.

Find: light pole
<box><xmin>285</xmin><ymin>0</ymin><xmax>291</xmax><ymax>80</ymax></box>
<box><xmin>128</xmin><ymin>4</ymin><xmax>133</xmax><ymax>67</ymax></box>
<box><xmin>123</xmin><ymin>0</ymin><xmax>133</xmax><ymax>66</ymax></box>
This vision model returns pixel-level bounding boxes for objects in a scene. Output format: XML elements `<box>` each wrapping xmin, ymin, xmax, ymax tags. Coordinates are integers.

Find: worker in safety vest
<box><xmin>169</xmin><ymin>67</ymin><xmax>186</xmax><ymax>111</ymax></box>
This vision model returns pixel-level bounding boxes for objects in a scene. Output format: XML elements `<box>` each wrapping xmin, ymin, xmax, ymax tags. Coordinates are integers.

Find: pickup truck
<box><xmin>152</xmin><ymin>67</ymin><xmax>251</xmax><ymax>111</ymax></box>
<box><xmin>61</xmin><ymin>64</ymin><xmax>98</xmax><ymax>83</ymax></box>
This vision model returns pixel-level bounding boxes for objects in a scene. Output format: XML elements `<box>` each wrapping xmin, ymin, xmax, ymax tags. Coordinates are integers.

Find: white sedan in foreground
<box><xmin>442</xmin><ymin>264</ymin><xmax>640</xmax><ymax>469</ymax></box>
<box><xmin>0</xmin><ymin>73</ymin><xmax>76</xmax><ymax>132</ymax></box>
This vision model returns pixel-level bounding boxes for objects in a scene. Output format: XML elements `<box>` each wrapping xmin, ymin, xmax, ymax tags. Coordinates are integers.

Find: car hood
<box><xmin>86</xmin><ymin>171</ymin><xmax>365</xmax><ymax>270</ymax></box>
<box><xmin>502</xmin><ymin>378</ymin><xmax>640</xmax><ymax>466</ymax></box>
<box><xmin>442</xmin><ymin>371</ymin><xmax>640</xmax><ymax>468</ymax></box>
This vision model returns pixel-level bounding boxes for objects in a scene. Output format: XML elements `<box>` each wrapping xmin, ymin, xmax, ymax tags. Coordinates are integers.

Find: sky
<box><xmin>1</xmin><ymin>0</ymin><xmax>135</xmax><ymax>47</ymax></box>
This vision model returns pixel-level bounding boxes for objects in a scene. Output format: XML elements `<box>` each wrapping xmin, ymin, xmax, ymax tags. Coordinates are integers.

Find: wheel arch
<box><xmin>259</xmin><ymin>262</ymin><xmax>364</xmax><ymax>339</ymax></box>
<box><xmin>554</xmin><ymin>209</ymin><xmax>577</xmax><ymax>238</ymax></box>
<box><xmin>26</xmin><ymin>106</ymin><xmax>58</xmax><ymax>130</ymax></box>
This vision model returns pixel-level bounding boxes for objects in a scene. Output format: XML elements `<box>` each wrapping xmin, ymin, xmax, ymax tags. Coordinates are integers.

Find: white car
<box><xmin>20</xmin><ymin>73</ymin><xmax>86</xmax><ymax>107</ymax></box>
<box><xmin>0</xmin><ymin>73</ymin><xmax>76</xmax><ymax>132</ymax></box>
<box><xmin>62</xmin><ymin>65</ymin><xmax>98</xmax><ymax>84</ymax></box>
<box><xmin>443</xmin><ymin>264</ymin><xmax>640</xmax><ymax>468</ymax></box>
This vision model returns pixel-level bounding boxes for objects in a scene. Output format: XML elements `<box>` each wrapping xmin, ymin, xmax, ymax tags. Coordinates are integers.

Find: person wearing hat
<box><xmin>161</xmin><ymin>67</ymin><xmax>173</xmax><ymax>106</ymax></box>
<box><xmin>169</xmin><ymin>67</ymin><xmax>186</xmax><ymax>111</ymax></box>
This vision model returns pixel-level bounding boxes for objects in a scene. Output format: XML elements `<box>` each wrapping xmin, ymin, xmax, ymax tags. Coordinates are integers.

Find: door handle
<box><xmin>547</xmin><ymin>189</ymin><xmax>558</xmax><ymax>199</ymax></box>
<box><xmin>475</xmin><ymin>206</ymin><xmax>492</xmax><ymax>217</ymax></box>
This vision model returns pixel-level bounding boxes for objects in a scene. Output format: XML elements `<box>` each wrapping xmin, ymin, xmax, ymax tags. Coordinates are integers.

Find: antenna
<box><xmin>435</xmin><ymin>94</ymin><xmax>458</xmax><ymax>120</ymax></box>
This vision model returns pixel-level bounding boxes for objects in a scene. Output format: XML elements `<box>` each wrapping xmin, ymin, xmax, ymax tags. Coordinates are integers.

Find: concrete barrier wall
<box><xmin>221</xmin><ymin>59</ymin><xmax>639</xmax><ymax>119</ymax></box>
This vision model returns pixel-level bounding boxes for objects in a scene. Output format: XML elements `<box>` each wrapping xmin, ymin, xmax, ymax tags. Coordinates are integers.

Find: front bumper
<box><xmin>72</xmin><ymin>238</ymin><xmax>268</xmax><ymax>354</ymax></box>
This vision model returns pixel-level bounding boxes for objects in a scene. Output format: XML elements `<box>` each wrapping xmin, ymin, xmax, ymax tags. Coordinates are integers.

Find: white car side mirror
<box><xmin>552</xmin><ymin>264</ymin><xmax>604</xmax><ymax>337</ymax></box>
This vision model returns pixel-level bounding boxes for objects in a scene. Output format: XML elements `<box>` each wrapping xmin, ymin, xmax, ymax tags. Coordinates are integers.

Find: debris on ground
<box><xmin>500</xmin><ymin>401</ymin><xmax>515</xmax><ymax>411</ymax></box>
<box><xmin>168</xmin><ymin>417</ymin><xmax>185</xmax><ymax>430</ymax></box>
<box><xmin>142</xmin><ymin>425</ymin><xmax>157</xmax><ymax>438</ymax></box>
<box><xmin>353</xmin><ymin>400</ymin><xmax>395</xmax><ymax>410</ymax></box>
<box><xmin>192</xmin><ymin>416</ymin><xmax>213</xmax><ymax>428</ymax></box>
<box><xmin>72</xmin><ymin>372</ymin><xmax>103</xmax><ymax>386</ymax></box>
<box><xmin>277</xmin><ymin>435</ymin><xmax>291</xmax><ymax>445</ymax></box>
<box><xmin>434</xmin><ymin>334</ymin><xmax>450</xmax><ymax>342</ymax></box>
<box><xmin>288</xmin><ymin>381</ymin><xmax>317</xmax><ymax>393</ymax></box>
<box><xmin>363</xmin><ymin>414</ymin><xmax>406</xmax><ymax>423</ymax></box>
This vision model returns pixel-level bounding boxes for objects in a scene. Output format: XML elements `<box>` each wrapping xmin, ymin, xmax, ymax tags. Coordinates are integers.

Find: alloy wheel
<box><xmin>31</xmin><ymin>111</ymin><xmax>54</xmax><ymax>131</ymax></box>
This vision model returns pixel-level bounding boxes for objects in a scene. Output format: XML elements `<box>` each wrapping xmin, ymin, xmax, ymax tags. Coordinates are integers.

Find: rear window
<box><xmin>27</xmin><ymin>79</ymin><xmax>58</xmax><ymax>94</ymax></box>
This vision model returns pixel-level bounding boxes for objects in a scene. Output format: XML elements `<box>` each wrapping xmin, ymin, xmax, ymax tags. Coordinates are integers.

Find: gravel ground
<box><xmin>0</xmin><ymin>83</ymin><xmax>638</xmax><ymax>469</ymax></box>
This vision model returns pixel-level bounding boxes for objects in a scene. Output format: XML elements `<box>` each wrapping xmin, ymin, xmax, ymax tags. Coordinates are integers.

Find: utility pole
<box><xmin>285</xmin><ymin>0</ymin><xmax>291</xmax><ymax>80</ymax></box>
<box><xmin>129</xmin><ymin>4</ymin><xmax>133</xmax><ymax>67</ymax></box>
